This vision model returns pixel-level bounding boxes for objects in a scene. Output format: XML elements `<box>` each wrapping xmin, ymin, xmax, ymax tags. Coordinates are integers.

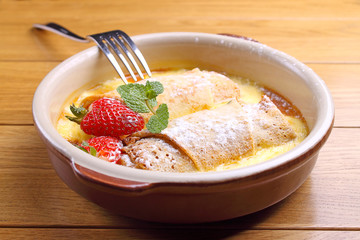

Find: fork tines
<box><xmin>88</xmin><ymin>30</ymin><xmax>152</xmax><ymax>84</ymax></box>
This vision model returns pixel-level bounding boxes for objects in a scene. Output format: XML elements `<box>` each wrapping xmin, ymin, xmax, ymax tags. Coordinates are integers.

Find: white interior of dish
<box><xmin>32</xmin><ymin>32</ymin><xmax>334</xmax><ymax>183</ymax></box>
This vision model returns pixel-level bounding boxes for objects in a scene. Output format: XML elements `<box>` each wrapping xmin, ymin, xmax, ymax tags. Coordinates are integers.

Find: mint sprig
<box><xmin>117</xmin><ymin>81</ymin><xmax>169</xmax><ymax>133</ymax></box>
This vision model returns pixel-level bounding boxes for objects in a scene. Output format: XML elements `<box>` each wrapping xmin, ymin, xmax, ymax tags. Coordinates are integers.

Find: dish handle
<box><xmin>70</xmin><ymin>158</ymin><xmax>152</xmax><ymax>191</ymax></box>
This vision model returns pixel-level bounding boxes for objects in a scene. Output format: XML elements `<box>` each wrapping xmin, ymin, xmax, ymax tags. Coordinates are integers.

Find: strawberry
<box><xmin>79</xmin><ymin>136</ymin><xmax>123</xmax><ymax>163</ymax></box>
<box><xmin>66</xmin><ymin>97</ymin><xmax>145</xmax><ymax>137</ymax></box>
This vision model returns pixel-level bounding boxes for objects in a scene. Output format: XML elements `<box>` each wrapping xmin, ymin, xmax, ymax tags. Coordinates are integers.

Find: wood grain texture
<box><xmin>309</xmin><ymin>64</ymin><xmax>360</xmax><ymax>127</ymax></box>
<box><xmin>2</xmin><ymin>20</ymin><xmax>360</xmax><ymax>62</ymax></box>
<box><xmin>0</xmin><ymin>229</ymin><xmax>359</xmax><ymax>240</ymax></box>
<box><xmin>3</xmin><ymin>0</ymin><xmax>360</xmax><ymax>20</ymax></box>
<box><xmin>1</xmin><ymin>0</ymin><xmax>360</xmax><ymax>62</ymax></box>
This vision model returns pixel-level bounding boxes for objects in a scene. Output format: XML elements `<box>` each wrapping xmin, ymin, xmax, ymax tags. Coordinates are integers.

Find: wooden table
<box><xmin>1</xmin><ymin>0</ymin><xmax>359</xmax><ymax>239</ymax></box>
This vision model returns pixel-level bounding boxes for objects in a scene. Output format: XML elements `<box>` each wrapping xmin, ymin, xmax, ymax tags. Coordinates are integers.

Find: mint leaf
<box><xmin>145</xmin><ymin>81</ymin><xmax>163</xmax><ymax>100</ymax></box>
<box><xmin>146</xmin><ymin>104</ymin><xmax>169</xmax><ymax>133</ymax></box>
<box><xmin>156</xmin><ymin>103</ymin><xmax>169</xmax><ymax>120</ymax></box>
<box><xmin>129</xmin><ymin>84</ymin><xmax>147</xmax><ymax>100</ymax></box>
<box><xmin>117</xmin><ymin>80</ymin><xmax>169</xmax><ymax>132</ymax></box>
<box><xmin>117</xmin><ymin>84</ymin><xmax>149</xmax><ymax>113</ymax></box>
<box><xmin>123</xmin><ymin>98</ymin><xmax>149</xmax><ymax>113</ymax></box>
<box><xmin>145</xmin><ymin>89</ymin><xmax>158</xmax><ymax>99</ymax></box>
<box><xmin>146</xmin><ymin>81</ymin><xmax>164</xmax><ymax>95</ymax></box>
<box><xmin>117</xmin><ymin>83</ymin><xmax>146</xmax><ymax>101</ymax></box>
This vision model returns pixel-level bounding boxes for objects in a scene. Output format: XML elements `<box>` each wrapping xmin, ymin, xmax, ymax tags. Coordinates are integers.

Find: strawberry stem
<box><xmin>66</xmin><ymin>116</ymin><xmax>82</xmax><ymax>124</ymax></box>
<box><xmin>66</xmin><ymin>104</ymin><xmax>88</xmax><ymax>125</ymax></box>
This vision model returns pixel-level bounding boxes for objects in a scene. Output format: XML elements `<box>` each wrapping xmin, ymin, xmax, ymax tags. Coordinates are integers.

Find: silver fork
<box><xmin>33</xmin><ymin>22</ymin><xmax>152</xmax><ymax>84</ymax></box>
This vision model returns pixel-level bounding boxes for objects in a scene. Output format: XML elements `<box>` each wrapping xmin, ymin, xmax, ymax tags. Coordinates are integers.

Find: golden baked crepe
<box><xmin>243</xmin><ymin>95</ymin><xmax>297</xmax><ymax>148</ymax></box>
<box><xmin>121</xmin><ymin>138</ymin><xmax>197</xmax><ymax>172</ymax></box>
<box><xmin>79</xmin><ymin>68</ymin><xmax>241</xmax><ymax>123</ymax></box>
<box><xmin>152</xmin><ymin>68</ymin><xmax>241</xmax><ymax>121</ymax></box>
<box><xmin>122</xmin><ymin>95</ymin><xmax>297</xmax><ymax>172</ymax></box>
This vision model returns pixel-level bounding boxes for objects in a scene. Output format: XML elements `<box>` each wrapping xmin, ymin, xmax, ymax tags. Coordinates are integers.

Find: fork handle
<box><xmin>33</xmin><ymin>22</ymin><xmax>90</xmax><ymax>43</ymax></box>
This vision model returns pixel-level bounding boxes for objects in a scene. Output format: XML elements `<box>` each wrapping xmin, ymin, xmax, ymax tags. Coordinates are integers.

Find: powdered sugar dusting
<box><xmin>161</xmin><ymin>101</ymin><xmax>254</xmax><ymax>170</ymax></box>
<box><xmin>122</xmin><ymin>137</ymin><xmax>196</xmax><ymax>172</ymax></box>
<box><xmin>120</xmin><ymin>154</ymin><xmax>134</xmax><ymax>167</ymax></box>
<box><xmin>123</xmin><ymin>95</ymin><xmax>297</xmax><ymax>171</ymax></box>
<box><xmin>153</xmin><ymin>68</ymin><xmax>215</xmax><ymax>99</ymax></box>
<box><xmin>121</xmin><ymin>70</ymin><xmax>298</xmax><ymax>171</ymax></box>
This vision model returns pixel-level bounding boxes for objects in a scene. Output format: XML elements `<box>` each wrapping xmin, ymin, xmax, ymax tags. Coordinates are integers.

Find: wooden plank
<box><xmin>0</xmin><ymin>126</ymin><xmax>359</xmax><ymax>228</ymax></box>
<box><xmin>245</xmin><ymin>127</ymin><xmax>360</xmax><ymax>229</ymax></box>
<box><xmin>0</xmin><ymin>62</ymin><xmax>358</xmax><ymax>127</ymax></box>
<box><xmin>1</xmin><ymin>0</ymin><xmax>360</xmax><ymax>62</ymax></box>
<box><xmin>0</xmin><ymin>229</ymin><xmax>359</xmax><ymax>240</ymax></box>
<box><xmin>1</xmin><ymin>19</ymin><xmax>360</xmax><ymax>62</ymax></box>
<box><xmin>0</xmin><ymin>61</ymin><xmax>58</xmax><ymax>125</ymax></box>
<box><xmin>308</xmin><ymin>64</ymin><xmax>360</xmax><ymax>127</ymax></box>
<box><xmin>2</xmin><ymin>0</ymin><xmax>360</xmax><ymax>20</ymax></box>
<box><xmin>0</xmin><ymin>126</ymin><xmax>138</xmax><ymax>227</ymax></box>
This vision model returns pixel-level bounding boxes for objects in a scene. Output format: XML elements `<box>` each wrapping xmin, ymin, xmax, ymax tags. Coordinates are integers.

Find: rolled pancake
<box><xmin>122</xmin><ymin>96</ymin><xmax>297</xmax><ymax>172</ymax></box>
<box><xmin>152</xmin><ymin>68</ymin><xmax>241</xmax><ymax>120</ymax></box>
<box><xmin>80</xmin><ymin>68</ymin><xmax>241</xmax><ymax>122</ymax></box>
<box><xmin>121</xmin><ymin>138</ymin><xmax>197</xmax><ymax>172</ymax></box>
<box><xmin>244</xmin><ymin>95</ymin><xmax>297</xmax><ymax>148</ymax></box>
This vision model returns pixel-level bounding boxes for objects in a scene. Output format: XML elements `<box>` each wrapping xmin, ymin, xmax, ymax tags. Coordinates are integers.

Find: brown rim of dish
<box><xmin>217</xmin><ymin>33</ymin><xmax>259</xmax><ymax>43</ymax></box>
